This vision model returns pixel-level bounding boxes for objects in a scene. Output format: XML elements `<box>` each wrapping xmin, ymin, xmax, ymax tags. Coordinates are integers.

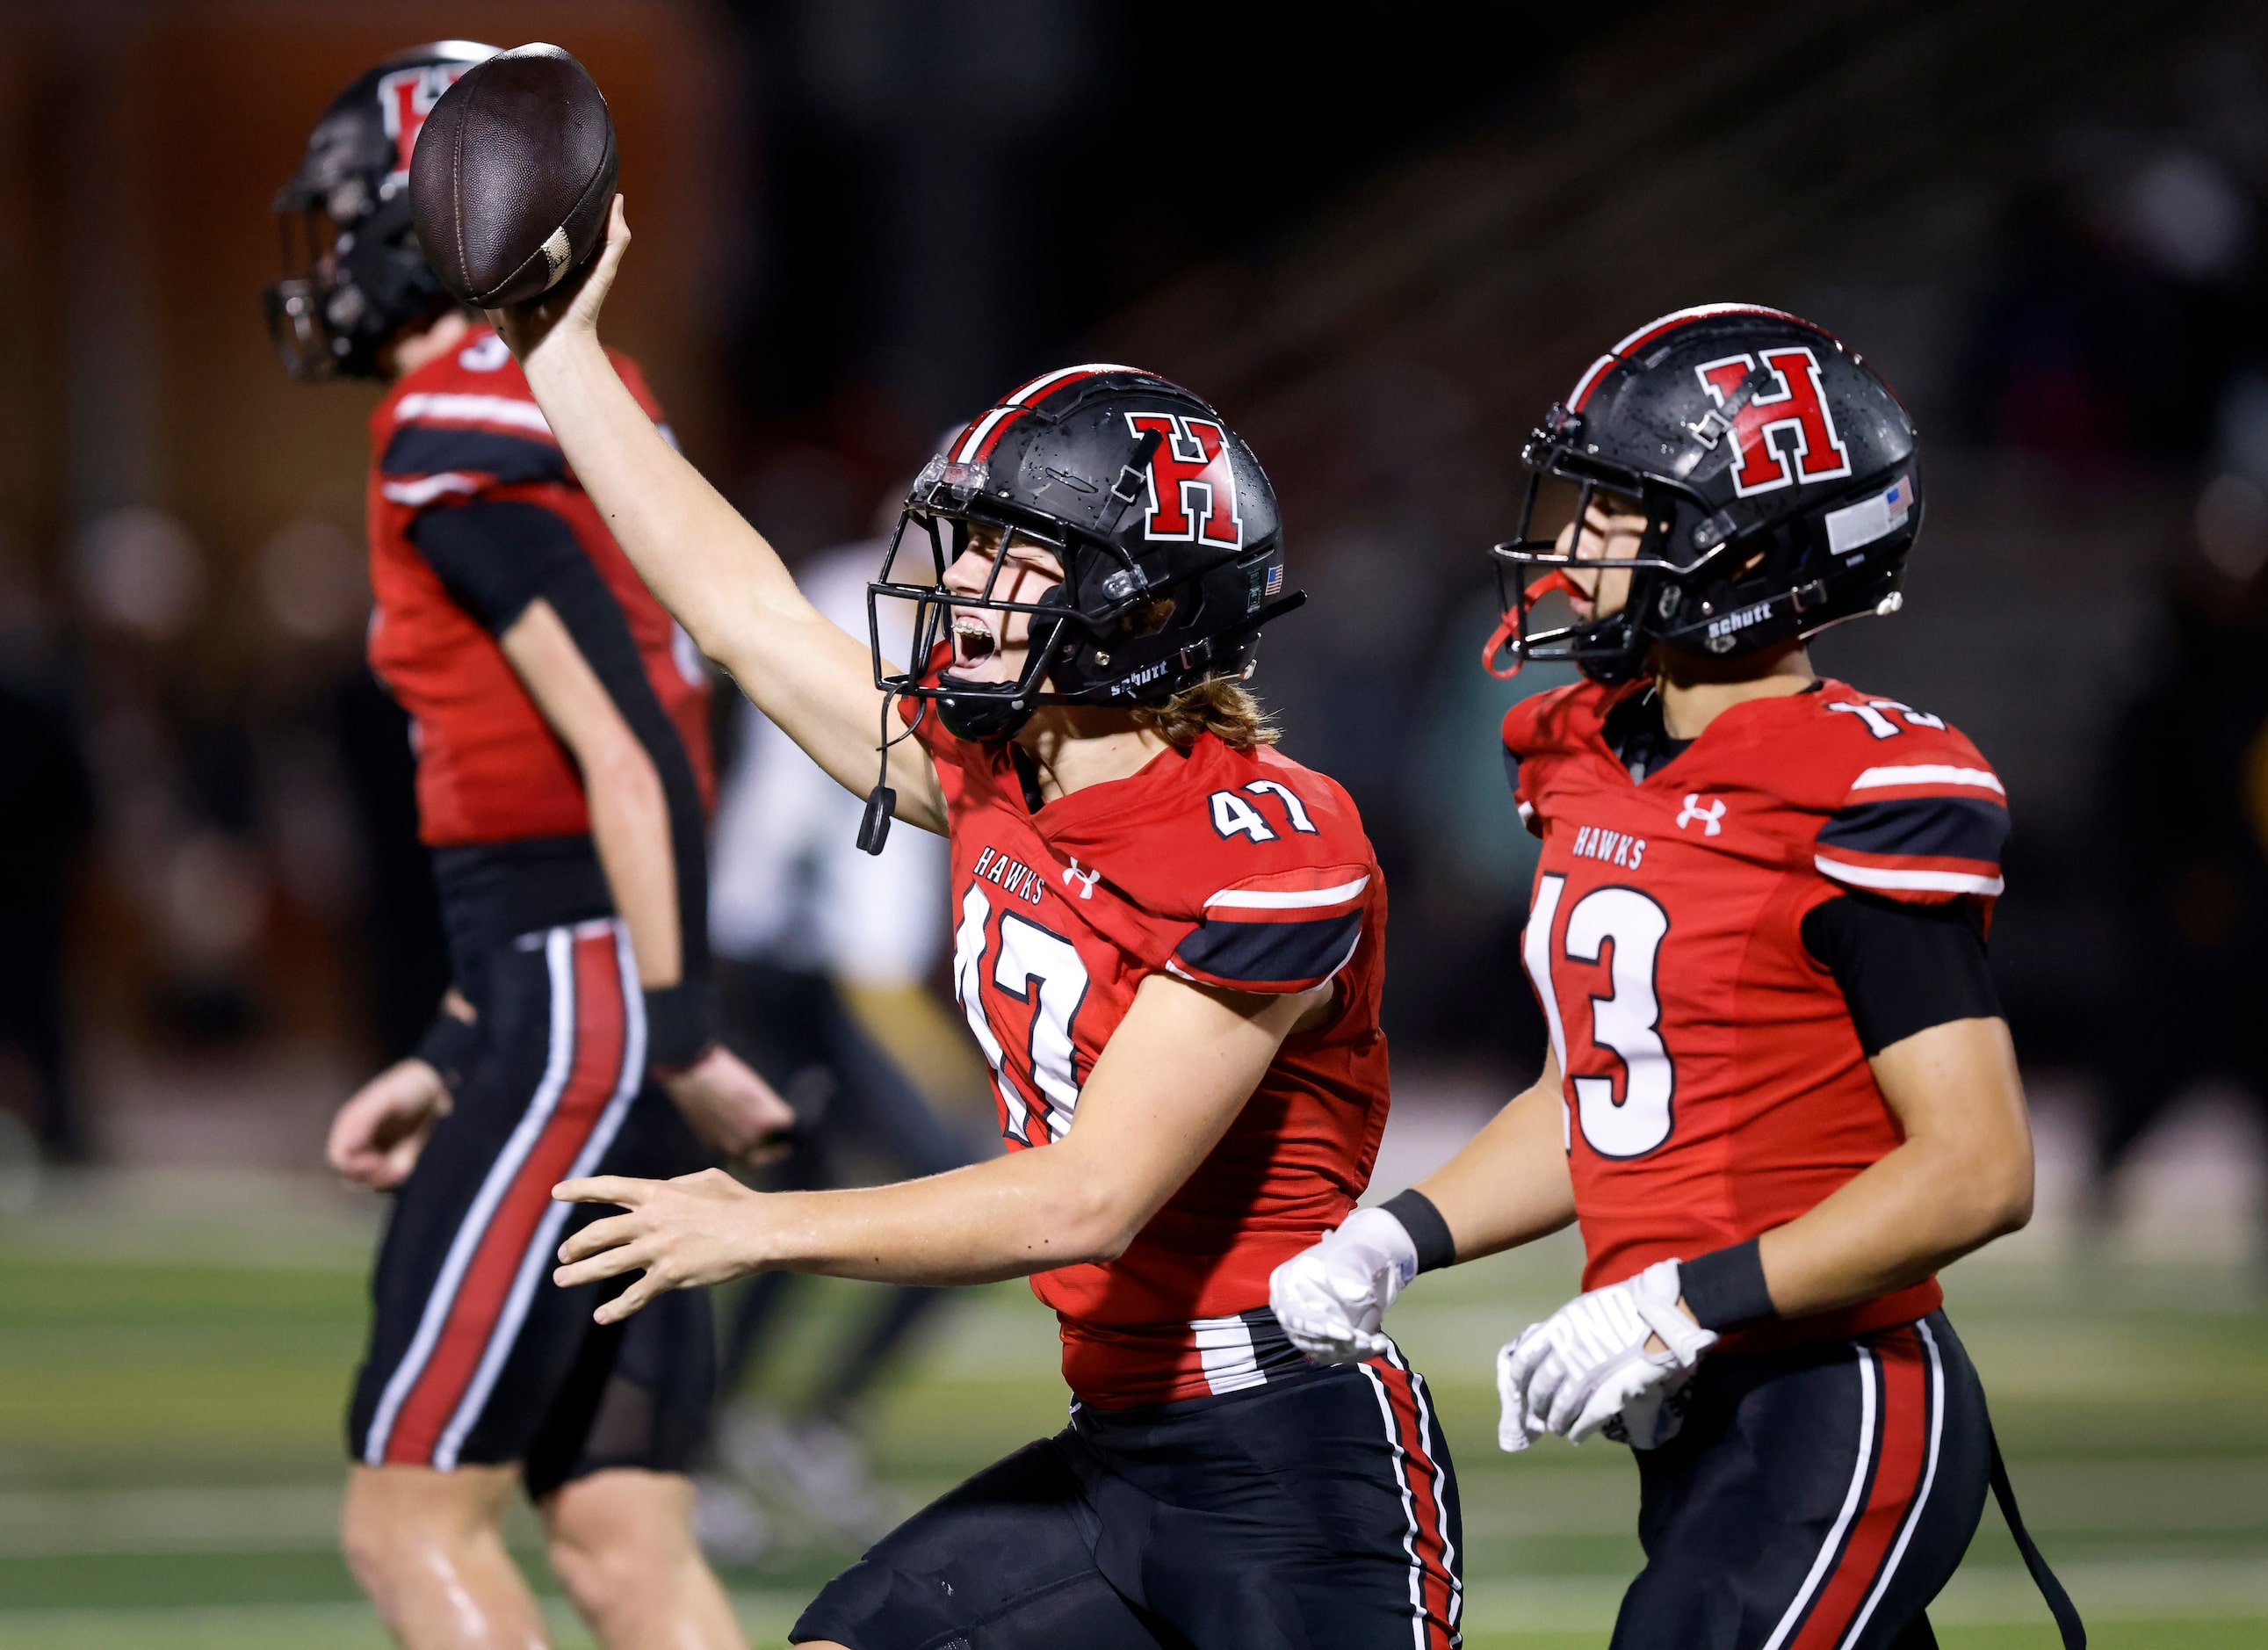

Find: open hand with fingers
<box><xmin>552</xmin><ymin>1168</ymin><xmax>769</xmax><ymax>1324</ymax></box>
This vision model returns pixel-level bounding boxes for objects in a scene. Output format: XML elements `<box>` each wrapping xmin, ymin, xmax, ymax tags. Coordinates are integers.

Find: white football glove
<box><xmin>1269</xmin><ymin>1207</ymin><xmax>1420</xmax><ymax>1365</ymax></box>
<box><xmin>1496</xmin><ymin>1259</ymin><xmax>1717</xmax><ymax>1451</ymax></box>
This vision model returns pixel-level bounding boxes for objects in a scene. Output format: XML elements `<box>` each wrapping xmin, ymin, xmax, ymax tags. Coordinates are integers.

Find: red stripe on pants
<box><xmin>1791</xmin><ymin>1327</ymin><xmax>1932</xmax><ymax>1650</ymax></box>
<box><xmin>1378</xmin><ymin>1361</ymin><xmax>1457</xmax><ymax>1650</ymax></box>
<box><xmin>385</xmin><ymin>931</ymin><xmax>628</xmax><ymax>1465</ymax></box>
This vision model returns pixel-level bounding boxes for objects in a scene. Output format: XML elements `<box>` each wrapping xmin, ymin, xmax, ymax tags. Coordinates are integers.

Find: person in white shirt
<box><xmin>701</xmin><ymin>538</ymin><xmax>979</xmax><ymax>1549</ymax></box>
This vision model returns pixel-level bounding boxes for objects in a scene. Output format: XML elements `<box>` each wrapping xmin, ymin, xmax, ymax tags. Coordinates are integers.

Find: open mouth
<box><xmin>951</xmin><ymin>616</ymin><xmax>997</xmax><ymax>664</ymax></box>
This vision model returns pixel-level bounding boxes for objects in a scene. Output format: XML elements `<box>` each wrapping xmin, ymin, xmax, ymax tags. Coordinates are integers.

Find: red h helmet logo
<box><xmin>378</xmin><ymin>63</ymin><xmax>474</xmax><ymax>189</ymax></box>
<box><xmin>1125</xmin><ymin>413</ymin><xmax>1243</xmax><ymax>548</ymax></box>
<box><xmin>1693</xmin><ymin>347</ymin><xmax>1853</xmax><ymax>497</ymax></box>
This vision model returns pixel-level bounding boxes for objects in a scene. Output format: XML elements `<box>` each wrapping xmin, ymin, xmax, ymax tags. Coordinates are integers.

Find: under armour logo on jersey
<box><xmin>1061</xmin><ymin>859</ymin><xmax>1101</xmax><ymax>901</ymax></box>
<box><xmin>1693</xmin><ymin>348</ymin><xmax>1853</xmax><ymax>497</ymax></box>
<box><xmin>1124</xmin><ymin>413</ymin><xmax>1242</xmax><ymax>548</ymax></box>
<box><xmin>378</xmin><ymin>62</ymin><xmax>474</xmax><ymax>189</ymax></box>
<box><xmin>1676</xmin><ymin>794</ymin><xmax>1726</xmax><ymax>836</ymax></box>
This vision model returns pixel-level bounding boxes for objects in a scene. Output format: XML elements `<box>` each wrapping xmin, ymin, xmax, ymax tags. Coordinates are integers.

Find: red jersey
<box><xmin>913</xmin><ymin>713</ymin><xmax>1394</xmax><ymax>1407</ymax></box>
<box><xmin>1503</xmin><ymin>678</ymin><xmax>2009</xmax><ymax>1348</ymax></box>
<box><xmin>365</xmin><ymin>330</ymin><xmax>713</xmax><ymax>847</ymax></box>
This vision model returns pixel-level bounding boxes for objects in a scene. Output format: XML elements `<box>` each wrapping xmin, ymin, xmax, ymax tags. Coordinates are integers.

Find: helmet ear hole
<box><xmin>1119</xmin><ymin>595</ymin><xmax>1175</xmax><ymax>640</ymax></box>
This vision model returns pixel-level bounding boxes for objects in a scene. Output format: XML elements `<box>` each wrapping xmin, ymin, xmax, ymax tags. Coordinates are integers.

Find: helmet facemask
<box><xmin>265</xmin><ymin>47</ymin><xmax>490</xmax><ymax>383</ymax></box>
<box><xmin>1485</xmin><ymin>418</ymin><xmax>1712</xmax><ymax>685</ymax></box>
<box><xmin>869</xmin><ymin>449</ymin><xmax>1275</xmax><ymax>742</ymax></box>
<box><xmin>1486</xmin><ymin>406</ymin><xmax>1912</xmax><ymax>686</ymax></box>
<box><xmin>264</xmin><ymin>190</ymin><xmax>454</xmax><ymax>383</ymax></box>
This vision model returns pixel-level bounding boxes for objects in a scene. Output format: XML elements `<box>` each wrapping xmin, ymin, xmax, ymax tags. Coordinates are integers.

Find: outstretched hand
<box><xmin>488</xmin><ymin>193</ymin><xmax>631</xmax><ymax>364</ymax></box>
<box><xmin>552</xmin><ymin>1167</ymin><xmax>764</xmax><ymax>1325</ymax></box>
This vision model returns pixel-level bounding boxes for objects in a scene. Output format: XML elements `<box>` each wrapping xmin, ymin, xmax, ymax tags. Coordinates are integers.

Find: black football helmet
<box><xmin>264</xmin><ymin>41</ymin><xmax>496</xmax><ymax>381</ymax></box>
<box><xmin>869</xmin><ymin>365</ymin><xmax>1304</xmax><ymax>742</ymax></box>
<box><xmin>1486</xmin><ymin>303</ymin><xmax>1924</xmax><ymax>685</ymax></box>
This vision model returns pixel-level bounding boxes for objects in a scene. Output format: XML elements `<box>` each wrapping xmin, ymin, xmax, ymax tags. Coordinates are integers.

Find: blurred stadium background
<box><xmin>3</xmin><ymin>1</ymin><xmax>2267</xmax><ymax>1646</ymax></box>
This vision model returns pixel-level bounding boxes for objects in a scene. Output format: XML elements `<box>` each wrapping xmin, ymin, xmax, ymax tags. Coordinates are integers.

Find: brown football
<box><xmin>408</xmin><ymin>44</ymin><xmax>617</xmax><ymax>309</ymax></box>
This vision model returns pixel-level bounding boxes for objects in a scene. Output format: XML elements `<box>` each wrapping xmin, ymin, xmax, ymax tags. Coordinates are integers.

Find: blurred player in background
<box><xmin>699</xmin><ymin>534</ymin><xmax>980</xmax><ymax>1553</ymax></box>
<box><xmin>499</xmin><ymin>205</ymin><xmax>1463</xmax><ymax>1650</ymax></box>
<box><xmin>265</xmin><ymin>45</ymin><xmax>788</xmax><ymax>1650</ymax></box>
<box><xmin>2089</xmin><ymin>561</ymin><xmax>2268</xmax><ymax>1230</ymax></box>
<box><xmin>1274</xmin><ymin>307</ymin><xmax>2081</xmax><ymax>1650</ymax></box>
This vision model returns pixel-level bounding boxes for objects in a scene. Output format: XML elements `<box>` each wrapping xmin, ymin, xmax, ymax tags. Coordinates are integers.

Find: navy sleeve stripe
<box><xmin>1173</xmin><ymin>910</ymin><xmax>1361</xmax><ymax>987</ymax></box>
<box><xmin>1817</xmin><ymin>795</ymin><xmax>2007</xmax><ymax>865</ymax></box>
<box><xmin>381</xmin><ymin>425</ymin><xmax>568</xmax><ymax>486</ymax></box>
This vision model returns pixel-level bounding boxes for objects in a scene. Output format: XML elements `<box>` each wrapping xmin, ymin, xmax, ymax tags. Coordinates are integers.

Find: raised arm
<box><xmin>492</xmin><ymin>197</ymin><xmax>943</xmax><ymax>833</ymax></box>
<box><xmin>549</xmin><ymin>971</ymin><xmax>1333</xmax><ymax>1319</ymax></box>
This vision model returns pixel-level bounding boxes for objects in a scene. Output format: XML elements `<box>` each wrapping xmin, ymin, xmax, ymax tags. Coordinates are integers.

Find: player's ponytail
<box><xmin>1134</xmin><ymin>675</ymin><xmax>1281</xmax><ymax>751</ymax></box>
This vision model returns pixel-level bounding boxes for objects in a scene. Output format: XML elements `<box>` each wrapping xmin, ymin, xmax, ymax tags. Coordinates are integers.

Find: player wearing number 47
<box><xmin>492</xmin><ymin>199</ymin><xmax>1460</xmax><ymax>1650</ymax></box>
<box><xmin>1272</xmin><ymin>306</ymin><xmax>2086</xmax><ymax>1650</ymax></box>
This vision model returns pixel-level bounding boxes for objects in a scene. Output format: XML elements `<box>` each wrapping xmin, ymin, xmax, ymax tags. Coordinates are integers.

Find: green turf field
<box><xmin>2</xmin><ymin>1171</ymin><xmax>2263</xmax><ymax>1648</ymax></box>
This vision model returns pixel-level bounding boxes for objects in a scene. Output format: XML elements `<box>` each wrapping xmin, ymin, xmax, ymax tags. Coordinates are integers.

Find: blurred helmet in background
<box><xmin>1488</xmin><ymin>302</ymin><xmax>1923</xmax><ymax>685</ymax></box>
<box><xmin>870</xmin><ymin>365</ymin><xmax>1304</xmax><ymax>741</ymax></box>
<box><xmin>263</xmin><ymin>41</ymin><xmax>496</xmax><ymax>382</ymax></box>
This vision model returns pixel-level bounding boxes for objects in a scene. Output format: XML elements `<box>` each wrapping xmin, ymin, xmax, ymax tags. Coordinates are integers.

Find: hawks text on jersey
<box><xmin>1503</xmin><ymin>677</ymin><xmax>2010</xmax><ymax>1350</ymax></box>
<box><xmin>365</xmin><ymin>329</ymin><xmax>714</xmax><ymax>848</ymax></box>
<box><xmin>909</xmin><ymin>707</ymin><xmax>1395</xmax><ymax>1407</ymax></box>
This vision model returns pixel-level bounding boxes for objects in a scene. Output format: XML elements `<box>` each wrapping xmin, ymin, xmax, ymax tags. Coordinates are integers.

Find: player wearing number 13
<box><xmin>488</xmin><ymin>199</ymin><xmax>1455</xmax><ymax>1650</ymax></box>
<box><xmin>1271</xmin><ymin>306</ymin><xmax>2083</xmax><ymax>1650</ymax></box>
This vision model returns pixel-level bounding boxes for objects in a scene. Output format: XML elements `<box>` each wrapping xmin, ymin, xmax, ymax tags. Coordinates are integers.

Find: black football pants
<box><xmin>1612</xmin><ymin>1311</ymin><xmax>1989</xmax><ymax>1650</ymax></box>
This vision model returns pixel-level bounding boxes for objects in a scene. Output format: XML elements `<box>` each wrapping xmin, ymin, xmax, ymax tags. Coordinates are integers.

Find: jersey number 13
<box><xmin>1523</xmin><ymin>872</ymin><xmax>1675</xmax><ymax>1157</ymax></box>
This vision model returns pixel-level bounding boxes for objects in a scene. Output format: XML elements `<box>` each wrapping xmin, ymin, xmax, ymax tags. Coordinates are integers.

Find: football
<box><xmin>408</xmin><ymin>43</ymin><xmax>617</xmax><ymax>309</ymax></box>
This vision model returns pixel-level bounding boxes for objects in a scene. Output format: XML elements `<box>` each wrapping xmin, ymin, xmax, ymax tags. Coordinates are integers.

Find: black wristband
<box><xmin>415</xmin><ymin>1007</ymin><xmax>481</xmax><ymax>1092</ymax></box>
<box><xmin>642</xmin><ymin>981</ymin><xmax>716</xmax><ymax>1074</ymax></box>
<box><xmin>1380</xmin><ymin>1188</ymin><xmax>1457</xmax><ymax>1275</ymax></box>
<box><xmin>1679</xmin><ymin>1237</ymin><xmax>1778</xmax><ymax>1331</ymax></box>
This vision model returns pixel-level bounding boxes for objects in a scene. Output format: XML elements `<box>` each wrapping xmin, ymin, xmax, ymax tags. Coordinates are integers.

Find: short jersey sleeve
<box><xmin>1501</xmin><ymin>706</ymin><xmax>1542</xmax><ymax>838</ymax></box>
<box><xmin>1811</xmin><ymin>744</ymin><xmax>2010</xmax><ymax>908</ymax></box>
<box><xmin>1500</xmin><ymin>684</ymin><xmax>1601</xmax><ymax>841</ymax></box>
<box><xmin>376</xmin><ymin>339</ymin><xmax>670</xmax><ymax>514</ymax></box>
<box><xmin>1168</xmin><ymin>862</ymin><xmax>1373</xmax><ymax>994</ymax></box>
<box><xmin>378</xmin><ymin>384</ymin><xmax>569</xmax><ymax>511</ymax></box>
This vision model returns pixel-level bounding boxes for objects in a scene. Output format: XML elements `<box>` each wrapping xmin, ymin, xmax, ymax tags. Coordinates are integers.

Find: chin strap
<box><xmin>1483</xmin><ymin>568</ymin><xmax>1585</xmax><ymax>679</ymax></box>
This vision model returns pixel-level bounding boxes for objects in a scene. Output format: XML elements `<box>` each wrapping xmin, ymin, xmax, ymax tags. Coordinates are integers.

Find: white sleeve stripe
<box><xmin>394</xmin><ymin>392</ymin><xmax>555</xmax><ymax>436</ymax></box>
<box><xmin>1203</xmin><ymin>873</ymin><xmax>1371</xmax><ymax>911</ymax></box>
<box><xmin>380</xmin><ymin>473</ymin><xmax>482</xmax><ymax>507</ymax></box>
<box><xmin>1848</xmin><ymin>764</ymin><xmax>2004</xmax><ymax>796</ymax></box>
<box><xmin>1815</xmin><ymin>855</ymin><xmax>2004</xmax><ymax>896</ymax></box>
